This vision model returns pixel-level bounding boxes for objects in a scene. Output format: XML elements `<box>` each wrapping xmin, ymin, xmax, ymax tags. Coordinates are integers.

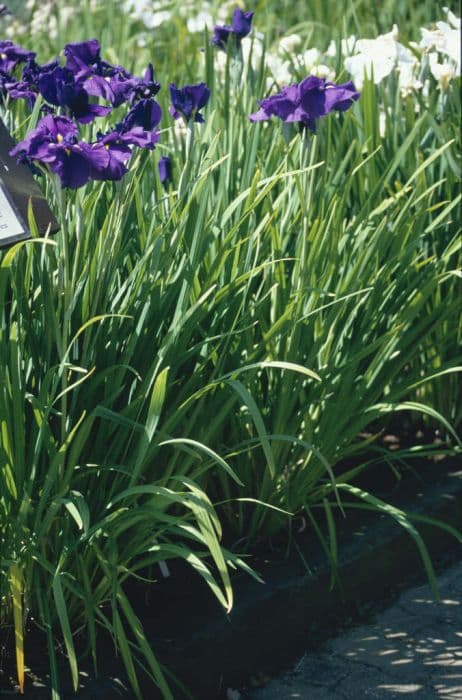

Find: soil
<box><xmin>1</xmin><ymin>430</ymin><xmax>461</xmax><ymax>700</ymax></box>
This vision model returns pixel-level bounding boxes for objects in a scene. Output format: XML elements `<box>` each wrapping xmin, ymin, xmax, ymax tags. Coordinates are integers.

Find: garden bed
<box><xmin>2</xmin><ymin>457</ymin><xmax>461</xmax><ymax>699</ymax></box>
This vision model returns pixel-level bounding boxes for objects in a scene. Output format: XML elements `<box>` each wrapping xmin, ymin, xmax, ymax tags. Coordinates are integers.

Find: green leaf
<box><xmin>52</xmin><ymin>574</ymin><xmax>79</xmax><ymax>691</ymax></box>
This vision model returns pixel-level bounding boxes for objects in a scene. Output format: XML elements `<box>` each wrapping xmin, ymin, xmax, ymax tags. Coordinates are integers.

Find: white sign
<box><xmin>0</xmin><ymin>184</ymin><xmax>25</xmax><ymax>242</ymax></box>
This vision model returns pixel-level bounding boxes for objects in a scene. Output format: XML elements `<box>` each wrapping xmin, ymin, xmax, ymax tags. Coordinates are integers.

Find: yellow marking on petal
<box><xmin>56</xmin><ymin>133</ymin><xmax>64</xmax><ymax>143</ymax></box>
<box><xmin>1</xmin><ymin>53</ymin><xmax>7</xmax><ymax>60</ymax></box>
<box><xmin>105</xmin><ymin>144</ymin><xmax>110</xmax><ymax>150</ymax></box>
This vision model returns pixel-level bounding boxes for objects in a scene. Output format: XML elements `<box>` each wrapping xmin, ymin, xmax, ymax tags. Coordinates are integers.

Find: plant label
<box><xmin>0</xmin><ymin>118</ymin><xmax>59</xmax><ymax>248</ymax></box>
<box><xmin>0</xmin><ymin>183</ymin><xmax>25</xmax><ymax>242</ymax></box>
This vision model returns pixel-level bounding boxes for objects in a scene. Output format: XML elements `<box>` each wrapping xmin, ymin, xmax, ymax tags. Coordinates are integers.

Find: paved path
<box><xmin>245</xmin><ymin>561</ymin><xmax>462</xmax><ymax>699</ymax></box>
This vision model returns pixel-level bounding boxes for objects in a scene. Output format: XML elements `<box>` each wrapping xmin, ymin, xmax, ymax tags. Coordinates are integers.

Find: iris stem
<box><xmin>179</xmin><ymin>120</ymin><xmax>195</xmax><ymax>198</ymax></box>
<box><xmin>186</xmin><ymin>119</ymin><xmax>195</xmax><ymax>161</ymax></box>
<box><xmin>52</xmin><ymin>175</ymin><xmax>70</xmax><ymax>446</ymax></box>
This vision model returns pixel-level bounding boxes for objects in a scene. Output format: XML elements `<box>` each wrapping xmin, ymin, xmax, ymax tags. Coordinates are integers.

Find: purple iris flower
<box><xmin>250</xmin><ymin>76</ymin><xmax>360</xmax><ymax>131</ymax></box>
<box><xmin>98</xmin><ymin>97</ymin><xmax>161</xmax><ymax>150</ymax></box>
<box><xmin>122</xmin><ymin>96</ymin><xmax>162</xmax><ymax>132</ymax></box>
<box><xmin>87</xmin><ymin>140</ymin><xmax>132</xmax><ymax>182</ymax></box>
<box><xmin>64</xmin><ymin>39</ymin><xmax>127</xmax><ymax>104</ymax></box>
<box><xmin>92</xmin><ymin>123</ymin><xmax>160</xmax><ymax>182</ymax></box>
<box><xmin>84</xmin><ymin>64</ymin><xmax>160</xmax><ymax>109</ymax></box>
<box><xmin>92</xmin><ymin>96</ymin><xmax>162</xmax><ymax>179</ymax></box>
<box><xmin>129</xmin><ymin>64</ymin><xmax>161</xmax><ymax>103</ymax></box>
<box><xmin>9</xmin><ymin>114</ymin><xmax>92</xmax><ymax>188</ymax></box>
<box><xmin>158</xmin><ymin>155</ymin><xmax>173</xmax><ymax>185</ymax></box>
<box><xmin>169</xmin><ymin>82</ymin><xmax>210</xmax><ymax>123</ymax></box>
<box><xmin>105</xmin><ymin>71</ymin><xmax>138</xmax><ymax>106</ymax></box>
<box><xmin>82</xmin><ymin>71</ymin><xmax>122</xmax><ymax>103</ymax></box>
<box><xmin>83</xmin><ymin>64</ymin><xmax>136</xmax><ymax>106</ymax></box>
<box><xmin>10</xmin><ymin>115</ymin><xmax>78</xmax><ymax>160</ymax></box>
<box><xmin>299</xmin><ymin>76</ymin><xmax>360</xmax><ymax>117</ymax></box>
<box><xmin>22</xmin><ymin>58</ymin><xmax>60</xmax><ymax>85</ymax></box>
<box><xmin>250</xmin><ymin>83</ymin><xmax>303</xmax><ymax>122</ymax></box>
<box><xmin>1</xmin><ymin>59</ymin><xmax>59</xmax><ymax>108</ymax></box>
<box><xmin>0</xmin><ymin>41</ymin><xmax>35</xmax><ymax>72</ymax></box>
<box><xmin>212</xmin><ymin>26</ymin><xmax>233</xmax><ymax>48</ymax></box>
<box><xmin>231</xmin><ymin>8</ymin><xmax>254</xmax><ymax>37</ymax></box>
<box><xmin>50</xmin><ymin>141</ymin><xmax>96</xmax><ymax>188</ymax></box>
<box><xmin>63</xmin><ymin>39</ymin><xmax>102</xmax><ymax>79</ymax></box>
<box><xmin>213</xmin><ymin>8</ymin><xmax>254</xmax><ymax>49</ymax></box>
<box><xmin>0</xmin><ymin>67</ymin><xmax>22</xmax><ymax>100</ymax></box>
<box><xmin>7</xmin><ymin>79</ymin><xmax>37</xmax><ymax>107</ymax></box>
<box><xmin>0</xmin><ymin>68</ymin><xmax>12</xmax><ymax>86</ymax></box>
<box><xmin>320</xmin><ymin>80</ymin><xmax>360</xmax><ymax>112</ymax></box>
<box><xmin>98</xmin><ymin>122</ymin><xmax>160</xmax><ymax>152</ymax></box>
<box><xmin>37</xmin><ymin>65</ymin><xmax>111</xmax><ymax>123</ymax></box>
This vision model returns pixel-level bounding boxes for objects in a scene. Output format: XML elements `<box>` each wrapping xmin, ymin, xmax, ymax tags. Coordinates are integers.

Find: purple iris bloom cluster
<box><xmin>249</xmin><ymin>76</ymin><xmax>360</xmax><ymax>132</ymax></box>
<box><xmin>2</xmin><ymin>39</ymin><xmax>164</xmax><ymax>188</ymax></box>
<box><xmin>10</xmin><ymin>108</ymin><xmax>161</xmax><ymax>189</ymax></box>
<box><xmin>212</xmin><ymin>8</ymin><xmax>254</xmax><ymax>49</ymax></box>
<box><xmin>3</xmin><ymin>7</ymin><xmax>360</xmax><ymax>190</ymax></box>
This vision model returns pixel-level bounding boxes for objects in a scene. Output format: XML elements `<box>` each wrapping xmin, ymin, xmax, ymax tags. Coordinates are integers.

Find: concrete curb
<box><xmin>158</xmin><ymin>469</ymin><xmax>462</xmax><ymax>698</ymax></box>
